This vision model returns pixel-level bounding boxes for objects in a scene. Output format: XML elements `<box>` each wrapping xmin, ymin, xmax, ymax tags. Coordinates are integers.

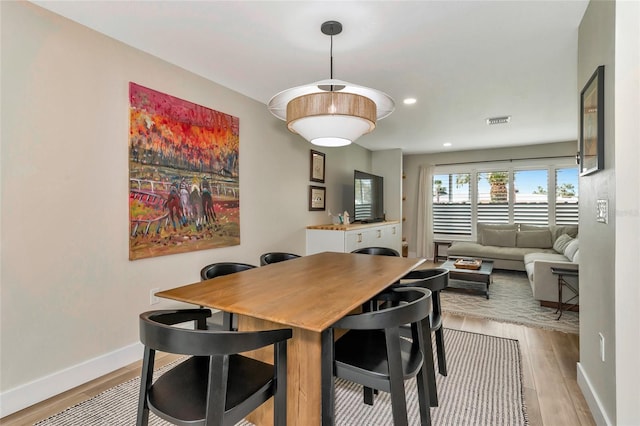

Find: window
<box><xmin>555</xmin><ymin>168</ymin><xmax>579</xmax><ymax>225</ymax></box>
<box><xmin>432</xmin><ymin>173</ymin><xmax>471</xmax><ymax>235</ymax></box>
<box><xmin>514</xmin><ymin>169</ymin><xmax>549</xmax><ymax>226</ymax></box>
<box><xmin>431</xmin><ymin>160</ymin><xmax>579</xmax><ymax>239</ymax></box>
<box><xmin>477</xmin><ymin>171</ymin><xmax>509</xmax><ymax>224</ymax></box>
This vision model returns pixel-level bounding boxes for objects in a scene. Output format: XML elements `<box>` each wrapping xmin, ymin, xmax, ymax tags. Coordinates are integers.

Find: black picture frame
<box><xmin>308</xmin><ymin>185</ymin><xmax>326</xmax><ymax>211</ymax></box>
<box><xmin>579</xmin><ymin>65</ymin><xmax>605</xmax><ymax>176</ymax></box>
<box><xmin>310</xmin><ymin>150</ymin><xmax>325</xmax><ymax>183</ymax></box>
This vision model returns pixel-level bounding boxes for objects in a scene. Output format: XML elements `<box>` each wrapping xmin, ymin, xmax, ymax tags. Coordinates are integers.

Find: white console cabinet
<box><xmin>306</xmin><ymin>221</ymin><xmax>402</xmax><ymax>255</ymax></box>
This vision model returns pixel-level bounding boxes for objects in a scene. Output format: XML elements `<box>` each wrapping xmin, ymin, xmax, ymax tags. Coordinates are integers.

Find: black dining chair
<box><xmin>351</xmin><ymin>246</ymin><xmax>400</xmax><ymax>256</ymax></box>
<box><xmin>136</xmin><ymin>308</ymin><xmax>291</xmax><ymax>426</ymax></box>
<box><xmin>396</xmin><ymin>268</ymin><xmax>450</xmax><ymax>376</ymax></box>
<box><xmin>259</xmin><ymin>252</ymin><xmax>301</xmax><ymax>266</ymax></box>
<box><xmin>199</xmin><ymin>262</ymin><xmax>257</xmax><ymax>331</ymax></box>
<box><xmin>324</xmin><ymin>287</ymin><xmax>437</xmax><ymax>426</ymax></box>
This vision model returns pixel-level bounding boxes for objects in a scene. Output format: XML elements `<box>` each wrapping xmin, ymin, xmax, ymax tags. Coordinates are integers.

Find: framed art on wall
<box><xmin>579</xmin><ymin>65</ymin><xmax>604</xmax><ymax>176</ymax></box>
<box><xmin>128</xmin><ymin>82</ymin><xmax>241</xmax><ymax>260</ymax></box>
<box><xmin>310</xmin><ymin>149</ymin><xmax>325</xmax><ymax>183</ymax></box>
<box><xmin>309</xmin><ymin>186</ymin><xmax>326</xmax><ymax>211</ymax></box>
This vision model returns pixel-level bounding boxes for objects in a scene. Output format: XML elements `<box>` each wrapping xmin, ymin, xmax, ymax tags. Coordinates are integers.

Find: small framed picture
<box><xmin>309</xmin><ymin>185</ymin><xmax>326</xmax><ymax>211</ymax></box>
<box><xmin>579</xmin><ymin>65</ymin><xmax>605</xmax><ymax>176</ymax></box>
<box><xmin>310</xmin><ymin>150</ymin><xmax>325</xmax><ymax>183</ymax></box>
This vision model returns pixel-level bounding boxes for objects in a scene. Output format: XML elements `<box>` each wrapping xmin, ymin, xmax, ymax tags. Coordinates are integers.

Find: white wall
<box><xmin>0</xmin><ymin>2</ymin><xmax>372</xmax><ymax>415</ymax></box>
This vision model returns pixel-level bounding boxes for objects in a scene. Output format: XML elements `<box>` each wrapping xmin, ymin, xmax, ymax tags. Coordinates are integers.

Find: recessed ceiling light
<box><xmin>486</xmin><ymin>116</ymin><xmax>511</xmax><ymax>125</ymax></box>
<box><xmin>403</xmin><ymin>98</ymin><xmax>417</xmax><ymax>105</ymax></box>
<box><xmin>443</xmin><ymin>143</ymin><xmax>452</xmax><ymax>147</ymax></box>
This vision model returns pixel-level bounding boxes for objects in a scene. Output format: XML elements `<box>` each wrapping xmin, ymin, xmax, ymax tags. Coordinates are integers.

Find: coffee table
<box><xmin>441</xmin><ymin>258</ymin><xmax>494</xmax><ymax>299</ymax></box>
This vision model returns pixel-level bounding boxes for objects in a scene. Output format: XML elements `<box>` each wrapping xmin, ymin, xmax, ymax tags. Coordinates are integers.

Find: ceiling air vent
<box><xmin>486</xmin><ymin>116</ymin><xmax>511</xmax><ymax>125</ymax></box>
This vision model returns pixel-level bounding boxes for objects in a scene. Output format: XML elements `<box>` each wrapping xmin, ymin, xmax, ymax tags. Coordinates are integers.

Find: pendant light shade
<box><xmin>267</xmin><ymin>22</ymin><xmax>395</xmax><ymax>147</ymax></box>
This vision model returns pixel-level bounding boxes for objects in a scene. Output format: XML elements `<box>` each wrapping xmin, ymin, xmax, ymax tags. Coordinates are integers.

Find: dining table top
<box><xmin>156</xmin><ymin>251</ymin><xmax>426</xmax><ymax>333</ymax></box>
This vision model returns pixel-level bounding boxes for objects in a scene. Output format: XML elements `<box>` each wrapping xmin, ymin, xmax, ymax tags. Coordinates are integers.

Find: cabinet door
<box><xmin>345</xmin><ymin>230</ymin><xmax>369</xmax><ymax>252</ymax></box>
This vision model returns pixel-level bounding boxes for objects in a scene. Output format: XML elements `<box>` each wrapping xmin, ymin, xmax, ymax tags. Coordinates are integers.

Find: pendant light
<box><xmin>268</xmin><ymin>21</ymin><xmax>395</xmax><ymax>147</ymax></box>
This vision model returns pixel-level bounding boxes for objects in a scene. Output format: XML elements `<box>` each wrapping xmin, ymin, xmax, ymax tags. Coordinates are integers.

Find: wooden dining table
<box><xmin>156</xmin><ymin>251</ymin><xmax>425</xmax><ymax>425</ymax></box>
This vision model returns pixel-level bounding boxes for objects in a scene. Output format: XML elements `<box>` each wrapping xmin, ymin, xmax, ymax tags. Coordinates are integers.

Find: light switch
<box><xmin>596</xmin><ymin>199</ymin><xmax>608</xmax><ymax>224</ymax></box>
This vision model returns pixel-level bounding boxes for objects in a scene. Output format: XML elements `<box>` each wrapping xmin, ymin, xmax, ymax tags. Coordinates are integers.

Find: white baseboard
<box><xmin>577</xmin><ymin>362</ymin><xmax>613</xmax><ymax>426</ymax></box>
<box><xmin>0</xmin><ymin>342</ymin><xmax>144</xmax><ymax>418</ymax></box>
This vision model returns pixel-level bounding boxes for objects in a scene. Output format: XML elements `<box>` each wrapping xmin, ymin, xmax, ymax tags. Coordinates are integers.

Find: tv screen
<box><xmin>354</xmin><ymin>170</ymin><xmax>384</xmax><ymax>223</ymax></box>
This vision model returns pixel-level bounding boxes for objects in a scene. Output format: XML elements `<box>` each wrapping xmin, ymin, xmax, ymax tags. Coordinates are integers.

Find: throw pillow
<box><xmin>563</xmin><ymin>239</ymin><xmax>579</xmax><ymax>261</ymax></box>
<box><xmin>483</xmin><ymin>229</ymin><xmax>517</xmax><ymax>247</ymax></box>
<box><xmin>553</xmin><ymin>234</ymin><xmax>574</xmax><ymax>253</ymax></box>
<box><xmin>516</xmin><ymin>230</ymin><xmax>552</xmax><ymax>248</ymax></box>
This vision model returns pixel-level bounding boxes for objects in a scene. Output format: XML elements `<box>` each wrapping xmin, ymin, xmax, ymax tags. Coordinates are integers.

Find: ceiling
<box><xmin>32</xmin><ymin>1</ymin><xmax>588</xmax><ymax>154</ymax></box>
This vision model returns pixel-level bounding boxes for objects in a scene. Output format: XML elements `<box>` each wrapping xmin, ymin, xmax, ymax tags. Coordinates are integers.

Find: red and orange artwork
<box><xmin>128</xmin><ymin>82</ymin><xmax>240</xmax><ymax>260</ymax></box>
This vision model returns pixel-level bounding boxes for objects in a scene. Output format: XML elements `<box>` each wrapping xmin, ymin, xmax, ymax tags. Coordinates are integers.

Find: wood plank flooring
<box><xmin>1</xmin><ymin>314</ymin><xmax>595</xmax><ymax>426</ymax></box>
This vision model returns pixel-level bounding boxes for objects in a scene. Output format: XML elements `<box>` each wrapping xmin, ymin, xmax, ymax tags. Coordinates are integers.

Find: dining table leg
<box><xmin>239</xmin><ymin>315</ymin><xmax>324</xmax><ymax>425</ymax></box>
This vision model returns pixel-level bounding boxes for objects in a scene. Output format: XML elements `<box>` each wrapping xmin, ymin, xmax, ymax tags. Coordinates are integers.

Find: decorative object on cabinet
<box><xmin>267</xmin><ymin>21</ymin><xmax>394</xmax><ymax>147</ymax></box>
<box><xmin>128</xmin><ymin>82</ymin><xmax>240</xmax><ymax>260</ymax></box>
<box><xmin>309</xmin><ymin>186</ymin><xmax>326</xmax><ymax>211</ymax></box>
<box><xmin>310</xmin><ymin>149</ymin><xmax>325</xmax><ymax>183</ymax></box>
<box><xmin>579</xmin><ymin>65</ymin><xmax>604</xmax><ymax>176</ymax></box>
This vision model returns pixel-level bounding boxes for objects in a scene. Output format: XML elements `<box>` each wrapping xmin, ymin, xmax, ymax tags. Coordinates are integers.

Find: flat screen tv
<box><xmin>354</xmin><ymin>170</ymin><xmax>385</xmax><ymax>223</ymax></box>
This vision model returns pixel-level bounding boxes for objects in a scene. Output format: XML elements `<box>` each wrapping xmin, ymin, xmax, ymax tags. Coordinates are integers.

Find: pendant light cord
<box><xmin>330</xmin><ymin>34</ymin><xmax>334</xmax><ymax>79</ymax></box>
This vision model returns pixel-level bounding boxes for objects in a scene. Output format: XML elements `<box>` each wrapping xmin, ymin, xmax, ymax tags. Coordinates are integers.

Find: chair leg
<box><xmin>363</xmin><ymin>386</ymin><xmax>375</xmax><ymax>405</ymax></box>
<box><xmin>385</xmin><ymin>329</ymin><xmax>410</xmax><ymax>426</ymax></box>
<box><xmin>136</xmin><ymin>348</ymin><xmax>155</xmax><ymax>426</ymax></box>
<box><xmin>415</xmin><ymin>320</ymin><xmax>438</xmax><ymax>407</ymax></box>
<box><xmin>274</xmin><ymin>340</ymin><xmax>288</xmax><ymax>426</ymax></box>
<box><xmin>321</xmin><ymin>328</ymin><xmax>335</xmax><ymax>426</ymax></box>
<box><xmin>435</xmin><ymin>327</ymin><xmax>447</xmax><ymax>376</ymax></box>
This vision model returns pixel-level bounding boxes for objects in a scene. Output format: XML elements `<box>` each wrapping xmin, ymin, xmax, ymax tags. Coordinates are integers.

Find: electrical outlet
<box><xmin>599</xmin><ymin>332</ymin><xmax>605</xmax><ymax>362</ymax></box>
<box><xmin>150</xmin><ymin>288</ymin><xmax>160</xmax><ymax>305</ymax></box>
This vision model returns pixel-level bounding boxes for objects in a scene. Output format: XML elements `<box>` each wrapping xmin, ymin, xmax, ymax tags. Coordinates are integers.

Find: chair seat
<box><xmin>334</xmin><ymin>329</ymin><xmax>424</xmax><ymax>391</ymax></box>
<box><xmin>148</xmin><ymin>355</ymin><xmax>275</xmax><ymax>424</ymax></box>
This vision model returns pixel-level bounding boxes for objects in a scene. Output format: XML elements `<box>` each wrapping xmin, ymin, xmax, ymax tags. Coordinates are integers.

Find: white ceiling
<box><xmin>32</xmin><ymin>1</ymin><xmax>588</xmax><ymax>154</ymax></box>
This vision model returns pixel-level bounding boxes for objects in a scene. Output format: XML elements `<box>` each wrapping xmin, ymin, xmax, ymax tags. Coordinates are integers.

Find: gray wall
<box><xmin>577</xmin><ymin>1</ymin><xmax>616</xmax><ymax>423</ymax></box>
<box><xmin>0</xmin><ymin>1</ymin><xmax>372</xmax><ymax>412</ymax></box>
<box><xmin>577</xmin><ymin>1</ymin><xmax>640</xmax><ymax>425</ymax></box>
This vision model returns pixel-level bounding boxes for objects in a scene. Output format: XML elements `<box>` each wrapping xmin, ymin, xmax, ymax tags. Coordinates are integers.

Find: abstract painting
<box><xmin>128</xmin><ymin>82</ymin><xmax>240</xmax><ymax>260</ymax></box>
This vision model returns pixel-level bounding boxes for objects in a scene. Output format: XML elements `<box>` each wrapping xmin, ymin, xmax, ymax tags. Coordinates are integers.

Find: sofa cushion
<box><xmin>516</xmin><ymin>230</ymin><xmax>552</xmax><ymax>248</ymax></box>
<box><xmin>564</xmin><ymin>239</ymin><xmax>579</xmax><ymax>262</ymax></box>
<box><xmin>476</xmin><ymin>223</ymin><xmax>518</xmax><ymax>244</ymax></box>
<box><xmin>483</xmin><ymin>229</ymin><xmax>517</xmax><ymax>247</ymax></box>
<box><xmin>553</xmin><ymin>234</ymin><xmax>574</xmax><ymax>253</ymax></box>
<box><xmin>524</xmin><ymin>251</ymin><xmax>570</xmax><ymax>265</ymax></box>
<box><xmin>448</xmin><ymin>242</ymin><xmax>554</xmax><ymax>262</ymax></box>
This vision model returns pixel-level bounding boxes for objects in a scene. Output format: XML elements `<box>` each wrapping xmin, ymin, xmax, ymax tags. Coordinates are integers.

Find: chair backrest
<box><xmin>333</xmin><ymin>287</ymin><xmax>432</xmax><ymax>331</ymax></box>
<box><xmin>137</xmin><ymin>309</ymin><xmax>291</xmax><ymax>426</ymax></box>
<box><xmin>400</xmin><ymin>268</ymin><xmax>449</xmax><ymax>292</ymax></box>
<box><xmin>200</xmin><ymin>262</ymin><xmax>256</xmax><ymax>281</ymax></box>
<box><xmin>139</xmin><ymin>309</ymin><xmax>292</xmax><ymax>356</ymax></box>
<box><xmin>351</xmin><ymin>247</ymin><xmax>400</xmax><ymax>257</ymax></box>
<box><xmin>259</xmin><ymin>252</ymin><xmax>301</xmax><ymax>266</ymax></box>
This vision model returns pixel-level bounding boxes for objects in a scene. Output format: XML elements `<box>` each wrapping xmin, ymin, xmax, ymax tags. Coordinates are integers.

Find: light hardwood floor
<box><xmin>1</xmin><ymin>313</ymin><xmax>595</xmax><ymax>426</ymax></box>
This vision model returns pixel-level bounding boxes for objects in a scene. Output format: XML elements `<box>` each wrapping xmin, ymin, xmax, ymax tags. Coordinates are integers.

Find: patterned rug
<box><xmin>35</xmin><ymin>329</ymin><xmax>527</xmax><ymax>425</ymax></box>
<box><xmin>441</xmin><ymin>269</ymin><xmax>579</xmax><ymax>334</ymax></box>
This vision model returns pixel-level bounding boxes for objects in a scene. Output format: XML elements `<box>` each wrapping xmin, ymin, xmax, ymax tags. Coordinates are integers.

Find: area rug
<box><xmin>441</xmin><ymin>269</ymin><xmax>579</xmax><ymax>334</ymax></box>
<box><xmin>35</xmin><ymin>329</ymin><xmax>526</xmax><ymax>426</ymax></box>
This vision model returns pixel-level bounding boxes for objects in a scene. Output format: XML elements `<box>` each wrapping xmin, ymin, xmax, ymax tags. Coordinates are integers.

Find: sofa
<box><xmin>447</xmin><ymin>223</ymin><xmax>579</xmax><ymax>304</ymax></box>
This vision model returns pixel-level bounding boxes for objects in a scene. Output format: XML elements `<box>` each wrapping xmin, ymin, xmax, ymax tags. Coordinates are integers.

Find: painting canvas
<box><xmin>129</xmin><ymin>82</ymin><xmax>240</xmax><ymax>260</ymax></box>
